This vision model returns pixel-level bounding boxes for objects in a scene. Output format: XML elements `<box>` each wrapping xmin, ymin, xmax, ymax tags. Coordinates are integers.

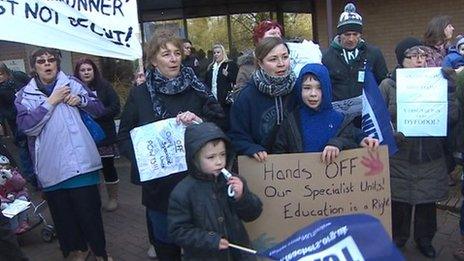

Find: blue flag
<box><xmin>361</xmin><ymin>69</ymin><xmax>398</xmax><ymax>155</ymax></box>
<box><xmin>258</xmin><ymin>214</ymin><xmax>404</xmax><ymax>261</ymax></box>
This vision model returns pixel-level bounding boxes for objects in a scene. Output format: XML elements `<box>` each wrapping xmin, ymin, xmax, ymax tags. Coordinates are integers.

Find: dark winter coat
<box><xmin>205</xmin><ymin>61</ymin><xmax>239</xmax><ymax>107</ymax></box>
<box><xmin>227</xmin><ymin>80</ymin><xmax>297</xmax><ymax>156</ymax></box>
<box><xmin>322</xmin><ymin>37</ymin><xmax>388</xmax><ymax>101</ymax></box>
<box><xmin>379</xmin><ymin>69</ymin><xmax>459</xmax><ymax>204</ymax></box>
<box><xmin>118</xmin><ymin>79</ymin><xmax>224</xmax><ymax>212</ymax></box>
<box><xmin>89</xmin><ymin>79</ymin><xmax>120</xmax><ymax>146</ymax></box>
<box><xmin>168</xmin><ymin>122</ymin><xmax>262</xmax><ymax>261</ymax></box>
<box><xmin>0</xmin><ymin>71</ymin><xmax>29</xmax><ymax>122</ymax></box>
<box><xmin>183</xmin><ymin>55</ymin><xmax>200</xmax><ymax>77</ymax></box>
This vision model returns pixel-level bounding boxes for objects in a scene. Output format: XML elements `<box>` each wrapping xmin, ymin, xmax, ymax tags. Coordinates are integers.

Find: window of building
<box><xmin>284</xmin><ymin>13</ymin><xmax>313</xmax><ymax>41</ymax></box>
<box><xmin>186</xmin><ymin>16</ymin><xmax>228</xmax><ymax>60</ymax></box>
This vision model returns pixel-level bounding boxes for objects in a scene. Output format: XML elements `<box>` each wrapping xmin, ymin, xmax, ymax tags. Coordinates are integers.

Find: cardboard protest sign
<box><xmin>130</xmin><ymin>118</ymin><xmax>187</xmax><ymax>182</ymax></box>
<box><xmin>396</xmin><ymin>67</ymin><xmax>447</xmax><ymax>136</ymax></box>
<box><xmin>0</xmin><ymin>0</ymin><xmax>142</xmax><ymax>60</ymax></box>
<box><xmin>238</xmin><ymin>146</ymin><xmax>391</xmax><ymax>252</ymax></box>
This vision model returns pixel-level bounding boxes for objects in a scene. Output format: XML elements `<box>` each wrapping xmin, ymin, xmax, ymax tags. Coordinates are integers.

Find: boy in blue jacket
<box><xmin>273</xmin><ymin>63</ymin><xmax>378</xmax><ymax>162</ymax></box>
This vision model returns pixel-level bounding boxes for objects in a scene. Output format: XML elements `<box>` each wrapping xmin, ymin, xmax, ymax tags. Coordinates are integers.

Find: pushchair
<box><xmin>19</xmin><ymin>199</ymin><xmax>56</xmax><ymax>242</ymax></box>
<box><xmin>0</xmin><ymin>138</ymin><xmax>56</xmax><ymax>242</ymax></box>
<box><xmin>2</xmin><ymin>192</ymin><xmax>57</xmax><ymax>243</ymax></box>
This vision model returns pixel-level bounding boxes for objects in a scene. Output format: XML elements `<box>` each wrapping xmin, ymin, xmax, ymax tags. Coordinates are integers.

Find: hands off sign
<box><xmin>238</xmin><ymin>146</ymin><xmax>391</xmax><ymax>251</ymax></box>
<box><xmin>0</xmin><ymin>0</ymin><xmax>142</xmax><ymax>60</ymax></box>
<box><xmin>130</xmin><ymin>118</ymin><xmax>187</xmax><ymax>182</ymax></box>
<box><xmin>396</xmin><ymin>67</ymin><xmax>447</xmax><ymax>136</ymax></box>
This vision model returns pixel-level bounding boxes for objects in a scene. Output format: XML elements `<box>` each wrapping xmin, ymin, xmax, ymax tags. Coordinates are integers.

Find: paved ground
<box><xmin>3</xmin><ymin>137</ymin><xmax>461</xmax><ymax>260</ymax></box>
<box><xmin>18</xmin><ymin>159</ymin><xmax>151</xmax><ymax>261</ymax></box>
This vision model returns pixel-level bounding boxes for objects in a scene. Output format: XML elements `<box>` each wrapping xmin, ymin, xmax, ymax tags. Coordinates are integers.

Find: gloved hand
<box><xmin>394</xmin><ymin>132</ymin><xmax>406</xmax><ymax>145</ymax></box>
<box><xmin>442</xmin><ymin>67</ymin><xmax>457</xmax><ymax>92</ymax></box>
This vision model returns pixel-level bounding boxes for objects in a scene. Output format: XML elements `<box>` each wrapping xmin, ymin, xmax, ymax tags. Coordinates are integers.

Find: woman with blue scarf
<box><xmin>118</xmin><ymin>33</ymin><xmax>224</xmax><ymax>261</ymax></box>
<box><xmin>273</xmin><ymin>63</ymin><xmax>378</xmax><ymax>162</ymax></box>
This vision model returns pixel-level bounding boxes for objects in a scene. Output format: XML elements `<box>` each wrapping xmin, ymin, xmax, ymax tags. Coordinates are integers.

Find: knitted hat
<box><xmin>337</xmin><ymin>3</ymin><xmax>363</xmax><ymax>34</ymax></box>
<box><xmin>456</xmin><ymin>35</ymin><xmax>464</xmax><ymax>50</ymax></box>
<box><xmin>395</xmin><ymin>37</ymin><xmax>422</xmax><ymax>66</ymax></box>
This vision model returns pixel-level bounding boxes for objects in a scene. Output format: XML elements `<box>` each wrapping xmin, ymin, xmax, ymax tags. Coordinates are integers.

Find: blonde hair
<box><xmin>208</xmin><ymin>44</ymin><xmax>228</xmax><ymax>70</ymax></box>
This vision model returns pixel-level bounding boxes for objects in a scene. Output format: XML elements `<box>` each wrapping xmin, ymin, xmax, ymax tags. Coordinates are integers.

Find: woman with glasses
<box><xmin>379</xmin><ymin>38</ymin><xmax>458</xmax><ymax>258</ymax></box>
<box><xmin>15</xmin><ymin>48</ymin><xmax>112</xmax><ymax>261</ymax></box>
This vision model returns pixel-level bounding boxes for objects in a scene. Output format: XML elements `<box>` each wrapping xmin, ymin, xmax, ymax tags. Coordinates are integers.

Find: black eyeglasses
<box><xmin>36</xmin><ymin>58</ymin><xmax>57</xmax><ymax>64</ymax></box>
<box><xmin>404</xmin><ymin>54</ymin><xmax>428</xmax><ymax>60</ymax></box>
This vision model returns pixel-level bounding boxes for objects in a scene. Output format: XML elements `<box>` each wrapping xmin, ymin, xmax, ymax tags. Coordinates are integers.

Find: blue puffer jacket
<box><xmin>15</xmin><ymin>71</ymin><xmax>105</xmax><ymax>188</ymax></box>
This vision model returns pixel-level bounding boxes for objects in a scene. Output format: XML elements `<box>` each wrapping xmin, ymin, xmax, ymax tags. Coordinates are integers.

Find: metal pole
<box><xmin>226</xmin><ymin>14</ymin><xmax>233</xmax><ymax>54</ymax></box>
<box><xmin>326</xmin><ymin>0</ymin><xmax>333</xmax><ymax>43</ymax></box>
<box><xmin>183</xmin><ymin>18</ymin><xmax>189</xmax><ymax>39</ymax></box>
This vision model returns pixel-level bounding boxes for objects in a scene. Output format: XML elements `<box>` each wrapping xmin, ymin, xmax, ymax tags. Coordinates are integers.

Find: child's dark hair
<box><xmin>193</xmin><ymin>138</ymin><xmax>227</xmax><ymax>169</ymax></box>
<box><xmin>302</xmin><ymin>73</ymin><xmax>319</xmax><ymax>83</ymax></box>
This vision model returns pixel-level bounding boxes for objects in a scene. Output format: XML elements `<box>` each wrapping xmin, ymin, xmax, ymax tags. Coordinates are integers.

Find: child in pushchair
<box><xmin>0</xmin><ymin>155</ymin><xmax>29</xmax><ymax>234</ymax></box>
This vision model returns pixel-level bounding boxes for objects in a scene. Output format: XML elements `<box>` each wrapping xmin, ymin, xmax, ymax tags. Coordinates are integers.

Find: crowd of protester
<box><xmin>1</xmin><ymin>2</ymin><xmax>464</xmax><ymax>261</ymax></box>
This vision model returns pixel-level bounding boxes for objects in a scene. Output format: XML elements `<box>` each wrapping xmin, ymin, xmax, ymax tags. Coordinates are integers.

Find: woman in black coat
<box><xmin>205</xmin><ymin>44</ymin><xmax>238</xmax><ymax>130</ymax></box>
<box><xmin>74</xmin><ymin>58</ymin><xmax>121</xmax><ymax>212</ymax></box>
<box><xmin>118</xmin><ymin>34</ymin><xmax>224</xmax><ymax>261</ymax></box>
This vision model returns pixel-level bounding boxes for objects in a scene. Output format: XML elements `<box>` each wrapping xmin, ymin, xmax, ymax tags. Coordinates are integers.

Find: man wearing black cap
<box><xmin>322</xmin><ymin>3</ymin><xmax>388</xmax><ymax>103</ymax></box>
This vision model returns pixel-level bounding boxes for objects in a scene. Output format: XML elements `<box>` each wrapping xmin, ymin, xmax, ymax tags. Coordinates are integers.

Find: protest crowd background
<box><xmin>1</xmin><ymin>0</ymin><xmax>464</xmax><ymax>260</ymax></box>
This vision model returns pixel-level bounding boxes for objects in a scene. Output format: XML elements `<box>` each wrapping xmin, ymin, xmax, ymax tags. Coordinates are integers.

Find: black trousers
<box><xmin>0</xmin><ymin>214</ymin><xmax>28</xmax><ymax>261</ymax></box>
<box><xmin>45</xmin><ymin>185</ymin><xmax>107</xmax><ymax>258</ymax></box>
<box><xmin>391</xmin><ymin>201</ymin><xmax>437</xmax><ymax>245</ymax></box>
<box><xmin>101</xmin><ymin>157</ymin><xmax>118</xmax><ymax>183</ymax></box>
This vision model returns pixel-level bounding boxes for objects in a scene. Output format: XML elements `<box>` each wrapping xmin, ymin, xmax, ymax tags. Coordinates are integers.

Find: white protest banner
<box><xmin>0</xmin><ymin>0</ymin><xmax>142</xmax><ymax>60</ymax></box>
<box><xmin>130</xmin><ymin>118</ymin><xmax>187</xmax><ymax>182</ymax></box>
<box><xmin>287</xmin><ymin>40</ymin><xmax>322</xmax><ymax>76</ymax></box>
<box><xmin>396</xmin><ymin>67</ymin><xmax>447</xmax><ymax>136</ymax></box>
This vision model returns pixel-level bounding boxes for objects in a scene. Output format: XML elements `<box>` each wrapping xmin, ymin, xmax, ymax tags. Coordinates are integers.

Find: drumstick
<box><xmin>228</xmin><ymin>243</ymin><xmax>257</xmax><ymax>254</ymax></box>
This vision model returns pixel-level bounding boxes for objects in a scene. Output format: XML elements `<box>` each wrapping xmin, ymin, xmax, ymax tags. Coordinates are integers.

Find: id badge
<box><xmin>357</xmin><ymin>71</ymin><xmax>365</xmax><ymax>83</ymax></box>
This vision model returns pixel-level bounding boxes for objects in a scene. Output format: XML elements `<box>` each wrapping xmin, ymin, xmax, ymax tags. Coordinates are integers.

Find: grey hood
<box><xmin>184</xmin><ymin>122</ymin><xmax>234</xmax><ymax>180</ymax></box>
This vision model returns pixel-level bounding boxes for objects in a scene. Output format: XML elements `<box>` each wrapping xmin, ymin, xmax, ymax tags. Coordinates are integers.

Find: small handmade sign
<box><xmin>130</xmin><ymin>118</ymin><xmax>187</xmax><ymax>182</ymax></box>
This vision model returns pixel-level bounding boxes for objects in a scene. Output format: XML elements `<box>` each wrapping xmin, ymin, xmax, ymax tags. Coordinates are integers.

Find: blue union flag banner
<box><xmin>361</xmin><ymin>69</ymin><xmax>398</xmax><ymax>156</ymax></box>
<box><xmin>259</xmin><ymin>214</ymin><xmax>404</xmax><ymax>261</ymax></box>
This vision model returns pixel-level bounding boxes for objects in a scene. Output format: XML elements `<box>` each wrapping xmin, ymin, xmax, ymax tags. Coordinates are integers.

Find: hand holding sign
<box><xmin>176</xmin><ymin>111</ymin><xmax>202</xmax><ymax>125</ymax></box>
<box><xmin>130</xmin><ymin>118</ymin><xmax>187</xmax><ymax>182</ymax></box>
